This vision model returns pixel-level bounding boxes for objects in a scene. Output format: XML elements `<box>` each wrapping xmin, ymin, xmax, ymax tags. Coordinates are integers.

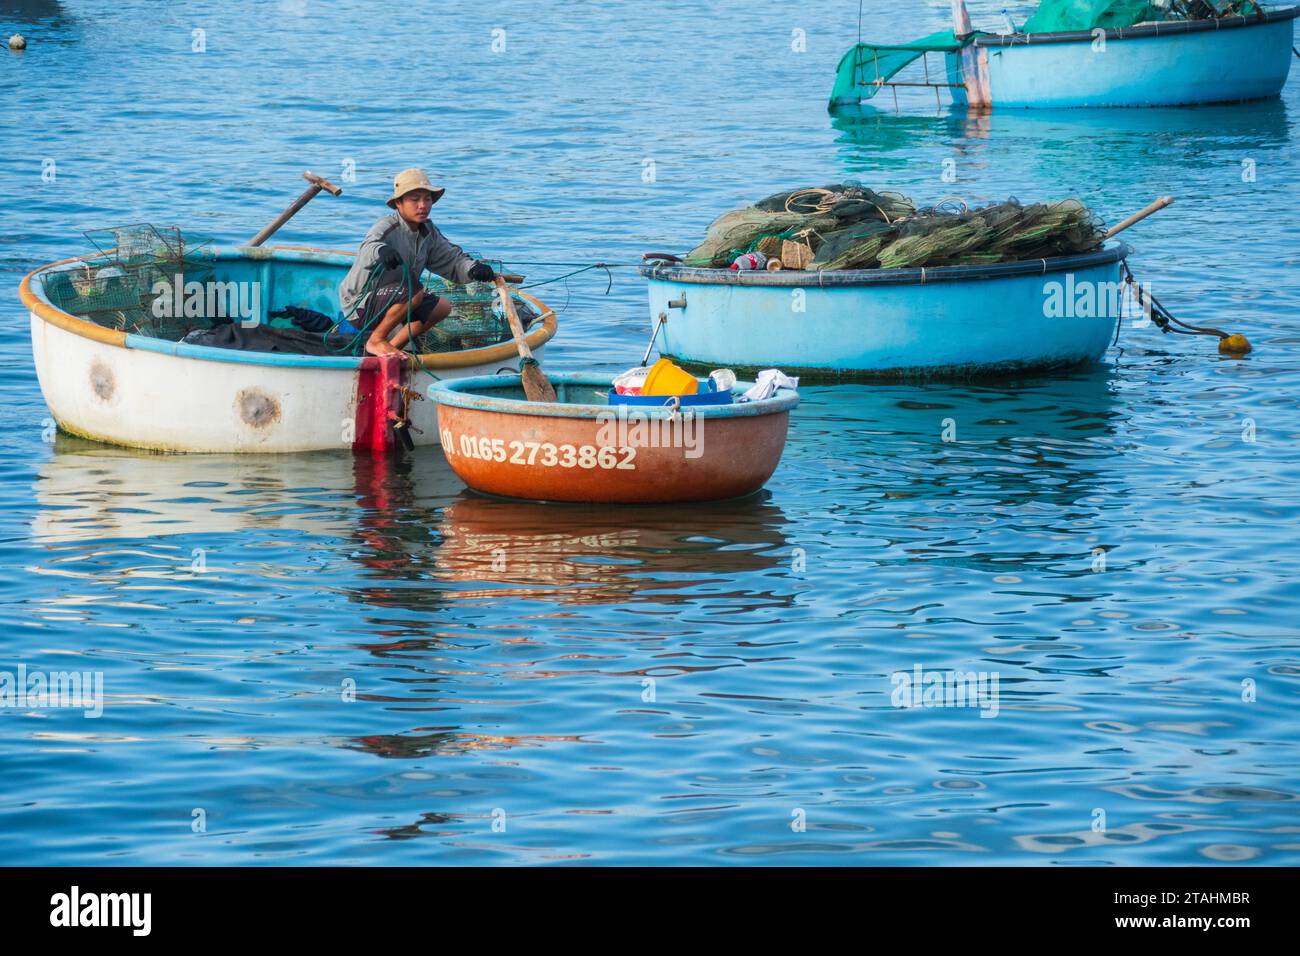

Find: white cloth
<box><xmin>740</xmin><ymin>369</ymin><xmax>799</xmax><ymax>402</ymax></box>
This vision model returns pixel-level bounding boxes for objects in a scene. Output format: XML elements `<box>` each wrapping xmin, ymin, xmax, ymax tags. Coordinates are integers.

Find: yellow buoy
<box><xmin>1219</xmin><ymin>333</ymin><xmax>1252</xmax><ymax>355</ymax></box>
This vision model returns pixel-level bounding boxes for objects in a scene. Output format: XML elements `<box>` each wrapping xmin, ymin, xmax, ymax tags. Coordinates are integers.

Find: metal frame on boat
<box><xmin>20</xmin><ymin>245</ymin><xmax>557</xmax><ymax>454</ymax></box>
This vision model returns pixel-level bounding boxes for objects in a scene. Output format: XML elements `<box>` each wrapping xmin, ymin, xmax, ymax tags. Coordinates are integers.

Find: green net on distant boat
<box><xmin>683</xmin><ymin>185</ymin><xmax>1108</xmax><ymax>272</ymax></box>
<box><xmin>1023</xmin><ymin>0</ymin><xmax>1261</xmax><ymax>32</ymax></box>
<box><xmin>828</xmin><ymin>2</ymin><xmax>1263</xmax><ymax>109</ymax></box>
<box><xmin>828</xmin><ymin>30</ymin><xmax>972</xmax><ymax>108</ymax></box>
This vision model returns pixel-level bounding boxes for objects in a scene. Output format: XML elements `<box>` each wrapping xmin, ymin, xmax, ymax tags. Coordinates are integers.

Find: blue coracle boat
<box><xmin>641</xmin><ymin>244</ymin><xmax>1131</xmax><ymax>380</ymax></box>
<box><xmin>831</xmin><ymin>1</ymin><xmax>1298</xmax><ymax>111</ymax></box>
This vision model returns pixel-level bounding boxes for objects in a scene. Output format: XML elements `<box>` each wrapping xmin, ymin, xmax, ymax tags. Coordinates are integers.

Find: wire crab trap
<box><xmin>40</xmin><ymin>224</ymin><xmax>217</xmax><ymax>335</ymax></box>
<box><xmin>83</xmin><ymin>222</ymin><xmax>214</xmax><ymax>269</ymax></box>
<box><xmin>413</xmin><ymin>277</ymin><xmax>540</xmax><ymax>353</ymax></box>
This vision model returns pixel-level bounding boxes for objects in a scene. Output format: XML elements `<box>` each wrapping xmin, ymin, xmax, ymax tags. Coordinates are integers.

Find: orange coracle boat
<box><xmin>430</xmin><ymin>372</ymin><xmax>799</xmax><ymax>504</ymax></box>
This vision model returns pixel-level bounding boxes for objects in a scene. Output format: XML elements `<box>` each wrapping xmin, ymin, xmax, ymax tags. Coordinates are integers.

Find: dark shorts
<box><xmin>357</xmin><ymin>281</ymin><xmax>441</xmax><ymax>330</ymax></box>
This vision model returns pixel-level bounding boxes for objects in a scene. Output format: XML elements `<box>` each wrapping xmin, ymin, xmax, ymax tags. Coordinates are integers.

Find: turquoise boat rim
<box><xmin>973</xmin><ymin>5</ymin><xmax>1299</xmax><ymax>47</ymax></box>
<box><xmin>431</xmin><ymin>372</ymin><xmax>800</xmax><ymax>420</ymax></box>
<box><xmin>25</xmin><ymin>244</ymin><xmax>556</xmax><ymax>370</ymax></box>
<box><xmin>641</xmin><ymin>242</ymin><xmax>1130</xmax><ymax>287</ymax></box>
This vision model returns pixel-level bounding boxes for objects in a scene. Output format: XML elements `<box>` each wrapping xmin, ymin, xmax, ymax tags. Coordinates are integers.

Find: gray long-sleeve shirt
<box><xmin>338</xmin><ymin>213</ymin><xmax>477</xmax><ymax>317</ymax></box>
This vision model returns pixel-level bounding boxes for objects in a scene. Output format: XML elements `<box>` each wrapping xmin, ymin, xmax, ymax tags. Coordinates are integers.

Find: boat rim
<box><xmin>972</xmin><ymin>5</ymin><xmax>1299</xmax><ymax>47</ymax></box>
<box><xmin>20</xmin><ymin>244</ymin><xmax>557</xmax><ymax>371</ymax></box>
<box><xmin>640</xmin><ymin>242</ymin><xmax>1130</xmax><ymax>287</ymax></box>
<box><xmin>431</xmin><ymin>372</ymin><xmax>800</xmax><ymax>420</ymax></box>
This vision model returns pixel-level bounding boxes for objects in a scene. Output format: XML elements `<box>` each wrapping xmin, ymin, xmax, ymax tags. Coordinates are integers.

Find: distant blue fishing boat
<box><xmin>640</xmin><ymin>244</ymin><xmax>1131</xmax><ymax>380</ymax></box>
<box><xmin>831</xmin><ymin>1</ymin><xmax>1299</xmax><ymax>110</ymax></box>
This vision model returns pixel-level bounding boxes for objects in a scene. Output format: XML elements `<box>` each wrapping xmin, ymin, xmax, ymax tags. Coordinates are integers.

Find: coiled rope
<box><xmin>1121</xmin><ymin>261</ymin><xmax>1251</xmax><ymax>354</ymax></box>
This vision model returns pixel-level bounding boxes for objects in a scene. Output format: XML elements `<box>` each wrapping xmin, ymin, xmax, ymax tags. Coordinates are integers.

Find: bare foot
<box><xmin>365</xmin><ymin>336</ymin><xmax>400</xmax><ymax>357</ymax></box>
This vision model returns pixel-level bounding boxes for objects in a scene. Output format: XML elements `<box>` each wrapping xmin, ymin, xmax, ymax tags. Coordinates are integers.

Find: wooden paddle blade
<box><xmin>520</xmin><ymin>358</ymin><xmax>557</xmax><ymax>403</ymax></box>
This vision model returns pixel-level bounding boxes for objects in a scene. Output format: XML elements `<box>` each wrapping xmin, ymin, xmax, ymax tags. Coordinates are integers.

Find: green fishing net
<box><xmin>828</xmin><ymin>30</ymin><xmax>970</xmax><ymax>108</ymax></box>
<box><xmin>686</xmin><ymin>188</ymin><xmax>1107</xmax><ymax>272</ymax></box>
<box><xmin>684</xmin><ymin>183</ymin><xmax>915</xmax><ymax>268</ymax></box>
<box><xmin>876</xmin><ymin>199</ymin><xmax>1104</xmax><ymax>268</ymax></box>
<box><xmin>1023</xmin><ymin>0</ymin><xmax>1260</xmax><ymax>33</ymax></box>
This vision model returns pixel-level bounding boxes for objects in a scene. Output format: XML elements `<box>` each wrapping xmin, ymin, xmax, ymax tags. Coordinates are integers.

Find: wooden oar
<box><xmin>248</xmin><ymin>171</ymin><xmax>343</xmax><ymax>247</ymax></box>
<box><xmin>495</xmin><ymin>276</ymin><xmax>556</xmax><ymax>403</ymax></box>
<box><xmin>1106</xmin><ymin>196</ymin><xmax>1174</xmax><ymax>239</ymax></box>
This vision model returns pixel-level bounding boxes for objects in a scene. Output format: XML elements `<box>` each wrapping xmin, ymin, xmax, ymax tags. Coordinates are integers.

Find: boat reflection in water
<box><xmin>31</xmin><ymin>435</ymin><xmax>466</xmax><ymax>543</ymax></box>
<box><xmin>832</xmin><ymin>96</ymin><xmax>1290</xmax><ymax>176</ymax></box>
<box><xmin>431</xmin><ymin>489</ymin><xmax>792</xmax><ymax>606</ymax></box>
<box><xmin>784</xmin><ymin>366</ymin><xmax>1124</xmax><ymax>575</ymax></box>
<box><xmin>32</xmin><ymin>437</ymin><xmax>793</xmax><ymax>611</ymax></box>
<box><xmin>348</xmin><ymin>728</ymin><xmax>588</xmax><ymax>760</ymax></box>
<box><xmin>346</xmin><ymin>451</ymin><xmax>792</xmax><ymax>609</ymax></box>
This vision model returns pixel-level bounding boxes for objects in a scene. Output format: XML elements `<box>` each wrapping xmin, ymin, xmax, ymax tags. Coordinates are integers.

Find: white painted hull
<box><xmin>30</xmin><ymin>313</ymin><xmax>546</xmax><ymax>453</ymax></box>
<box><xmin>22</xmin><ymin>245</ymin><xmax>558</xmax><ymax>455</ymax></box>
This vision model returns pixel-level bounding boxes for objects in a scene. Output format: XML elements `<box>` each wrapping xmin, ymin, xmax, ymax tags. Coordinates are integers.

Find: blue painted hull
<box><xmin>947</xmin><ymin>9</ymin><xmax>1297</xmax><ymax>108</ymax></box>
<box><xmin>642</xmin><ymin>246</ymin><xmax>1128</xmax><ymax>379</ymax></box>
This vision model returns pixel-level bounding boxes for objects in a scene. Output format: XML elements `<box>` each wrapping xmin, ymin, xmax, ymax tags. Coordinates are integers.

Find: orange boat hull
<box><xmin>432</xmin><ymin>374</ymin><xmax>797</xmax><ymax>504</ymax></box>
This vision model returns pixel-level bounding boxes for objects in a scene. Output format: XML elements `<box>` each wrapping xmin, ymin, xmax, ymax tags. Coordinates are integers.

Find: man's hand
<box><xmin>468</xmin><ymin>261</ymin><xmax>496</xmax><ymax>282</ymax></box>
<box><xmin>378</xmin><ymin>245</ymin><xmax>402</xmax><ymax>271</ymax></box>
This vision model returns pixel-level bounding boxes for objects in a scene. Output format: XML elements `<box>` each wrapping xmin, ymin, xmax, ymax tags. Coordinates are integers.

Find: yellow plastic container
<box><xmin>642</xmin><ymin>358</ymin><xmax>699</xmax><ymax>396</ymax></box>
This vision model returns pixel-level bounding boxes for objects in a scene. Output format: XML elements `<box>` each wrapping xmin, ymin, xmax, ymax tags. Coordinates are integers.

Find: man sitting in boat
<box><xmin>339</xmin><ymin>168</ymin><xmax>497</xmax><ymax>357</ymax></box>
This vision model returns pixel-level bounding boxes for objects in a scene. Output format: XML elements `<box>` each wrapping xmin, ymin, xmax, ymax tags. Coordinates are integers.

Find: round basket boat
<box><xmin>828</xmin><ymin>5</ymin><xmax>1299</xmax><ymax>112</ymax></box>
<box><xmin>953</xmin><ymin>7</ymin><xmax>1300</xmax><ymax>109</ymax></box>
<box><xmin>20</xmin><ymin>246</ymin><xmax>556</xmax><ymax>454</ymax></box>
<box><xmin>430</xmin><ymin>372</ymin><xmax>800</xmax><ymax>504</ymax></box>
<box><xmin>642</xmin><ymin>243</ymin><xmax>1132</xmax><ymax>380</ymax></box>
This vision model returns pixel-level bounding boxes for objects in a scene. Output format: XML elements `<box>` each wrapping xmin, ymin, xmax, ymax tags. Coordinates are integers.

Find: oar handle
<box><xmin>303</xmin><ymin>170</ymin><xmax>342</xmax><ymax>196</ymax></box>
<box><xmin>248</xmin><ymin>170</ymin><xmax>343</xmax><ymax>247</ymax></box>
<box><xmin>498</xmin><ymin>272</ymin><xmax>525</xmax><ymax>284</ymax></box>
<box><xmin>1106</xmin><ymin>196</ymin><xmax>1174</xmax><ymax>239</ymax></box>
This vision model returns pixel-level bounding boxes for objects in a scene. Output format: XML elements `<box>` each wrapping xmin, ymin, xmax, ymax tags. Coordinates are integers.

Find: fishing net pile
<box><xmin>683</xmin><ymin>184</ymin><xmax>1106</xmax><ymax>271</ymax></box>
<box><xmin>684</xmin><ymin>185</ymin><xmax>915</xmax><ymax>268</ymax></box>
<box><xmin>1023</xmin><ymin>0</ymin><xmax>1261</xmax><ymax>33</ymax></box>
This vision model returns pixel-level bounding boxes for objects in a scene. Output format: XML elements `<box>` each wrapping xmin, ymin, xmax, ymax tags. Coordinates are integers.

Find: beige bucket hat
<box><xmin>387</xmin><ymin>168</ymin><xmax>446</xmax><ymax>208</ymax></box>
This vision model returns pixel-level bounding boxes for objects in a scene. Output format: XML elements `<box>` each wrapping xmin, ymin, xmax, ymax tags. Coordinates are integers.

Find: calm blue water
<box><xmin>1</xmin><ymin>0</ymin><xmax>1298</xmax><ymax>865</ymax></box>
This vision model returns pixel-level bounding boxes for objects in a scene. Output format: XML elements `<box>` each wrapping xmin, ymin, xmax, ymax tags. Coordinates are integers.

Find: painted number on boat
<box><xmin>442</xmin><ymin>431</ymin><xmax>637</xmax><ymax>470</ymax></box>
